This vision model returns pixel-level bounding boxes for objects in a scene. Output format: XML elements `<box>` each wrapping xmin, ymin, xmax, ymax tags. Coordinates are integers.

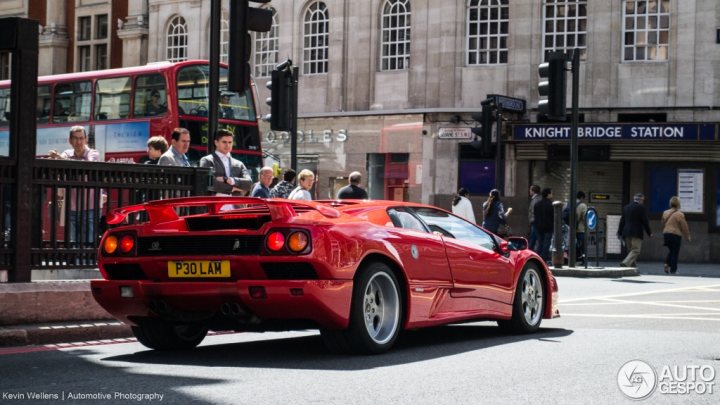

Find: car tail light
<box><xmin>119</xmin><ymin>235</ymin><xmax>135</xmax><ymax>253</ymax></box>
<box><xmin>104</xmin><ymin>235</ymin><xmax>118</xmax><ymax>254</ymax></box>
<box><xmin>266</xmin><ymin>232</ymin><xmax>285</xmax><ymax>252</ymax></box>
<box><xmin>287</xmin><ymin>231</ymin><xmax>308</xmax><ymax>253</ymax></box>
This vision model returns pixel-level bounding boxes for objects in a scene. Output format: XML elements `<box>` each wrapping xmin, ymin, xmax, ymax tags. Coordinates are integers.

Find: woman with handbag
<box><xmin>481</xmin><ymin>189</ymin><xmax>512</xmax><ymax>235</ymax></box>
<box><xmin>661</xmin><ymin>196</ymin><xmax>691</xmax><ymax>274</ymax></box>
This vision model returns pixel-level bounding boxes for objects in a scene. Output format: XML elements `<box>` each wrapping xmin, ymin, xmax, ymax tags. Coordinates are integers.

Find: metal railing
<box><xmin>0</xmin><ymin>159</ymin><xmax>210</xmax><ymax>280</ymax></box>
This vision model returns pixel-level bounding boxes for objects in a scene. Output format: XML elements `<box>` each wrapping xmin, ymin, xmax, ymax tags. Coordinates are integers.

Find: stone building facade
<box><xmin>2</xmin><ymin>0</ymin><xmax>720</xmax><ymax>262</ymax></box>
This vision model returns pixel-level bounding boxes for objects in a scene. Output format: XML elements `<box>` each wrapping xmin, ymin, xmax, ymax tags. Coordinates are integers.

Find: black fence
<box><xmin>0</xmin><ymin>159</ymin><xmax>211</xmax><ymax>280</ymax></box>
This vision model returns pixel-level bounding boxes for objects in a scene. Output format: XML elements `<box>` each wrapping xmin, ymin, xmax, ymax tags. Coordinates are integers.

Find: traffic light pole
<box><xmin>290</xmin><ymin>66</ymin><xmax>299</xmax><ymax>172</ymax></box>
<box><xmin>495</xmin><ymin>102</ymin><xmax>503</xmax><ymax>193</ymax></box>
<box><xmin>568</xmin><ymin>49</ymin><xmax>580</xmax><ymax>267</ymax></box>
<box><xmin>207</xmin><ymin>0</ymin><xmax>221</xmax><ymax>154</ymax></box>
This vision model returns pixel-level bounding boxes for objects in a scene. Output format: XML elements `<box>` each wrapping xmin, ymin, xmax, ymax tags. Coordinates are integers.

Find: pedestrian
<box><xmin>288</xmin><ymin>169</ymin><xmax>315</xmax><ymax>200</ymax></box>
<box><xmin>140</xmin><ymin>135</ymin><xmax>168</xmax><ymax>164</ymax></box>
<box><xmin>336</xmin><ymin>171</ymin><xmax>368</xmax><ymax>199</ymax></box>
<box><xmin>251</xmin><ymin>166</ymin><xmax>274</xmax><ymax>198</ymax></box>
<box><xmin>533</xmin><ymin>188</ymin><xmax>554</xmax><ymax>262</ymax></box>
<box><xmin>482</xmin><ymin>189</ymin><xmax>512</xmax><ymax>235</ymax></box>
<box><xmin>661</xmin><ymin>196</ymin><xmax>691</xmax><ymax>274</ymax></box>
<box><xmin>617</xmin><ymin>193</ymin><xmax>652</xmax><ymax>268</ymax></box>
<box><xmin>158</xmin><ymin>127</ymin><xmax>191</xmax><ymax>167</ymax></box>
<box><xmin>451</xmin><ymin>188</ymin><xmax>476</xmax><ymax>223</ymax></box>
<box><xmin>528</xmin><ymin>184</ymin><xmax>542</xmax><ymax>251</ymax></box>
<box><xmin>199</xmin><ymin>129</ymin><xmax>253</xmax><ymax>196</ymax></box>
<box><xmin>144</xmin><ymin>90</ymin><xmax>166</xmax><ymax>116</ymax></box>
<box><xmin>48</xmin><ymin>125</ymin><xmax>105</xmax><ymax>246</ymax></box>
<box><xmin>270</xmin><ymin>169</ymin><xmax>297</xmax><ymax>198</ymax></box>
<box><xmin>575</xmin><ymin>191</ymin><xmax>588</xmax><ymax>264</ymax></box>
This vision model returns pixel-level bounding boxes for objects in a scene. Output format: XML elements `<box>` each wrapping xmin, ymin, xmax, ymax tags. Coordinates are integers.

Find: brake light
<box><xmin>287</xmin><ymin>231</ymin><xmax>308</xmax><ymax>253</ymax></box>
<box><xmin>119</xmin><ymin>235</ymin><xmax>135</xmax><ymax>253</ymax></box>
<box><xmin>104</xmin><ymin>235</ymin><xmax>118</xmax><ymax>254</ymax></box>
<box><xmin>266</xmin><ymin>232</ymin><xmax>285</xmax><ymax>252</ymax></box>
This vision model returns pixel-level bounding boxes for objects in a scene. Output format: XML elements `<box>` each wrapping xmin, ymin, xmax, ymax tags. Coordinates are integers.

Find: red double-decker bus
<box><xmin>0</xmin><ymin>60</ymin><xmax>262</xmax><ymax>170</ymax></box>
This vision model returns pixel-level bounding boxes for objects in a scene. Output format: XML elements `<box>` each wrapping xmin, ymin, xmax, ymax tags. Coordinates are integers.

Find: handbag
<box><xmin>497</xmin><ymin>223</ymin><xmax>511</xmax><ymax>237</ymax></box>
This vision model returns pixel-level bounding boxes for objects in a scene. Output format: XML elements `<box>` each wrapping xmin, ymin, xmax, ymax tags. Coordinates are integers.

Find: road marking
<box><xmin>563</xmin><ymin>299</ymin><xmax>720</xmax><ymax>306</ymax></box>
<box><xmin>560</xmin><ymin>313</ymin><xmax>720</xmax><ymax>321</ymax></box>
<box><xmin>560</xmin><ymin>283</ymin><xmax>720</xmax><ymax>303</ymax></box>
<box><xmin>599</xmin><ymin>297</ymin><xmax>720</xmax><ymax>312</ymax></box>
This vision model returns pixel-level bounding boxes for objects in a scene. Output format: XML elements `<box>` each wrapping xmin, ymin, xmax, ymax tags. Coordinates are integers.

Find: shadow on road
<box><xmin>103</xmin><ymin>323</ymin><xmax>573</xmax><ymax>370</ymax></box>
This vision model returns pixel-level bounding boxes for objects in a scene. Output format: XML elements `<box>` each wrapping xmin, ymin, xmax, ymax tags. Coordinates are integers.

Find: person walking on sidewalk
<box><xmin>451</xmin><ymin>188</ymin><xmax>476</xmax><ymax>223</ymax></box>
<box><xmin>575</xmin><ymin>191</ymin><xmax>588</xmax><ymax>265</ymax></box>
<box><xmin>482</xmin><ymin>189</ymin><xmax>512</xmax><ymax>235</ymax></box>
<box><xmin>661</xmin><ymin>196</ymin><xmax>691</xmax><ymax>274</ymax></box>
<box><xmin>617</xmin><ymin>193</ymin><xmax>652</xmax><ymax>268</ymax></box>
<box><xmin>533</xmin><ymin>188</ymin><xmax>554</xmax><ymax>262</ymax></box>
<box><xmin>528</xmin><ymin>184</ymin><xmax>542</xmax><ymax>251</ymax></box>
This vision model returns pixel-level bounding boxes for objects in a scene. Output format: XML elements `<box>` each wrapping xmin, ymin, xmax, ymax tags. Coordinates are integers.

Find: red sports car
<box><xmin>91</xmin><ymin>197</ymin><xmax>559</xmax><ymax>354</ymax></box>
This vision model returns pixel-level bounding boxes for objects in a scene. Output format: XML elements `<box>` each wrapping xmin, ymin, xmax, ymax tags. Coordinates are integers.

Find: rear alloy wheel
<box><xmin>321</xmin><ymin>262</ymin><xmax>402</xmax><ymax>354</ymax></box>
<box><xmin>498</xmin><ymin>263</ymin><xmax>545</xmax><ymax>333</ymax></box>
<box><xmin>132</xmin><ymin>320</ymin><xmax>208</xmax><ymax>350</ymax></box>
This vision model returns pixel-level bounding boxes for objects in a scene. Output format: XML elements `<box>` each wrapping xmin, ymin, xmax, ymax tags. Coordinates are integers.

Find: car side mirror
<box><xmin>506</xmin><ymin>236</ymin><xmax>529</xmax><ymax>251</ymax></box>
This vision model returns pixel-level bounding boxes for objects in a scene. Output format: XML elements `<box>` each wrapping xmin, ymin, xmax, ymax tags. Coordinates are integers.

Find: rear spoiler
<box><xmin>105</xmin><ymin>197</ymin><xmax>341</xmax><ymax>225</ymax></box>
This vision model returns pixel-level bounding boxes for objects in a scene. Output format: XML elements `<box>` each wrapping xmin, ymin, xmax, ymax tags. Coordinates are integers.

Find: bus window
<box><xmin>37</xmin><ymin>85</ymin><xmax>51</xmax><ymax>124</ymax></box>
<box><xmin>134</xmin><ymin>74</ymin><xmax>167</xmax><ymax>117</ymax></box>
<box><xmin>176</xmin><ymin>65</ymin><xmax>256</xmax><ymax>121</ymax></box>
<box><xmin>53</xmin><ymin>81</ymin><xmax>91</xmax><ymax>123</ymax></box>
<box><xmin>0</xmin><ymin>88</ymin><xmax>9</xmax><ymax>127</ymax></box>
<box><xmin>219</xmin><ymin>67</ymin><xmax>255</xmax><ymax>121</ymax></box>
<box><xmin>95</xmin><ymin>77</ymin><xmax>131</xmax><ymax>120</ymax></box>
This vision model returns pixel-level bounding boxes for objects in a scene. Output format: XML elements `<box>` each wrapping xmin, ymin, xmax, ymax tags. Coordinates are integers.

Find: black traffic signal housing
<box><xmin>265</xmin><ymin>63</ymin><xmax>294</xmax><ymax>131</ymax></box>
<box><xmin>538</xmin><ymin>51</ymin><xmax>567</xmax><ymax>121</ymax></box>
<box><xmin>470</xmin><ymin>102</ymin><xmax>494</xmax><ymax>156</ymax></box>
<box><xmin>228</xmin><ymin>0</ymin><xmax>272</xmax><ymax>93</ymax></box>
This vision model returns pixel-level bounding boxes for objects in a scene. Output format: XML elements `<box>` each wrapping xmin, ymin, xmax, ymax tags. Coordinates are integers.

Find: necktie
<box><xmin>182</xmin><ymin>155</ymin><xmax>189</xmax><ymax>167</ymax></box>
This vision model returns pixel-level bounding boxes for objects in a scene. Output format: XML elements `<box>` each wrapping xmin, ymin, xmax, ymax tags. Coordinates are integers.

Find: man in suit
<box><xmin>199</xmin><ymin>129</ymin><xmax>253</xmax><ymax>196</ymax></box>
<box><xmin>158</xmin><ymin>128</ymin><xmax>191</xmax><ymax>167</ymax></box>
<box><xmin>617</xmin><ymin>193</ymin><xmax>652</xmax><ymax>268</ymax></box>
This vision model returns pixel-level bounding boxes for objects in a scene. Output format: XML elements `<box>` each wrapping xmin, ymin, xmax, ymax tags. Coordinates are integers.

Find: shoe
<box><xmin>619</xmin><ymin>263</ymin><xmax>627</xmax><ymax>267</ymax></box>
<box><xmin>663</xmin><ymin>264</ymin><xmax>670</xmax><ymax>274</ymax></box>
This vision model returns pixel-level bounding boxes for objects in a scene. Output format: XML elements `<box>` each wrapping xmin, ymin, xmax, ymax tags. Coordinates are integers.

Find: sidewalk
<box><xmin>1</xmin><ymin>261</ymin><xmax>718</xmax><ymax>348</ymax></box>
<box><xmin>550</xmin><ymin>260</ymin><xmax>720</xmax><ymax>278</ymax></box>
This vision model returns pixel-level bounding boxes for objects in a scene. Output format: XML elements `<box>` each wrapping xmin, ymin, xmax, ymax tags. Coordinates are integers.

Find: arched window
<box><xmin>303</xmin><ymin>2</ymin><xmax>329</xmax><ymax>75</ymax></box>
<box><xmin>166</xmin><ymin>16</ymin><xmax>188</xmax><ymax>62</ymax></box>
<box><xmin>380</xmin><ymin>0</ymin><xmax>411</xmax><ymax>71</ymax></box>
<box><xmin>466</xmin><ymin>0</ymin><xmax>509</xmax><ymax>65</ymax></box>
<box><xmin>254</xmin><ymin>8</ymin><xmax>279</xmax><ymax>78</ymax></box>
<box><xmin>220</xmin><ymin>17</ymin><xmax>230</xmax><ymax>63</ymax></box>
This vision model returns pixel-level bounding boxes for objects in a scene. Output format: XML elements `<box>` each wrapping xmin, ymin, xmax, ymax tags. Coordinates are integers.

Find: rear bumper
<box><xmin>90</xmin><ymin>279</ymin><xmax>354</xmax><ymax>329</ymax></box>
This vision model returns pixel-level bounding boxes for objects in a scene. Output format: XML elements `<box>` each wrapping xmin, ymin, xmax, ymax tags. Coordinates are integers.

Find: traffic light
<box><xmin>470</xmin><ymin>99</ymin><xmax>494</xmax><ymax>155</ymax></box>
<box><xmin>265</xmin><ymin>61</ymin><xmax>294</xmax><ymax>131</ymax></box>
<box><xmin>228</xmin><ymin>0</ymin><xmax>272</xmax><ymax>93</ymax></box>
<box><xmin>538</xmin><ymin>51</ymin><xmax>567</xmax><ymax>120</ymax></box>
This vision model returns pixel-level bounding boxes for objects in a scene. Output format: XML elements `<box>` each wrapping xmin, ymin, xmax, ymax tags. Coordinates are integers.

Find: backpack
<box><xmin>562</xmin><ymin>204</ymin><xmax>570</xmax><ymax>225</ymax></box>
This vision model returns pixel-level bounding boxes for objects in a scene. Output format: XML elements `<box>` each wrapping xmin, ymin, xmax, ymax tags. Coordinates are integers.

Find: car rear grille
<box><xmin>137</xmin><ymin>236</ymin><xmax>263</xmax><ymax>256</ymax></box>
<box><xmin>261</xmin><ymin>262</ymin><xmax>318</xmax><ymax>280</ymax></box>
<box><xmin>185</xmin><ymin>216</ymin><xmax>271</xmax><ymax>231</ymax></box>
<box><xmin>104</xmin><ymin>263</ymin><xmax>147</xmax><ymax>280</ymax></box>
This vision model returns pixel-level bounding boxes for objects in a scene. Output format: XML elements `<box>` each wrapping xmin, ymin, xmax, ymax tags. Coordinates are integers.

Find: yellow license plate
<box><xmin>168</xmin><ymin>260</ymin><xmax>231</xmax><ymax>278</ymax></box>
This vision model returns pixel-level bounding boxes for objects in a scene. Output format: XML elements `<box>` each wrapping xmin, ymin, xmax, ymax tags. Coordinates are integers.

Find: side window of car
<box><xmin>412</xmin><ymin>207</ymin><xmax>496</xmax><ymax>251</ymax></box>
<box><xmin>387</xmin><ymin>208</ymin><xmax>427</xmax><ymax>233</ymax></box>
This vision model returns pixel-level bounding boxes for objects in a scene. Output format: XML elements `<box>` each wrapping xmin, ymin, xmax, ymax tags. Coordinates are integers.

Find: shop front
<box><xmin>261</xmin><ymin>114</ymin><xmax>424</xmax><ymax>202</ymax></box>
<box><xmin>509</xmin><ymin>122</ymin><xmax>720</xmax><ymax>263</ymax></box>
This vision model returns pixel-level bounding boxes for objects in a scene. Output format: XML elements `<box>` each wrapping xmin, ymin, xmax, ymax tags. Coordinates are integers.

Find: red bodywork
<box><xmin>91</xmin><ymin>197</ymin><xmax>559</xmax><ymax>332</ymax></box>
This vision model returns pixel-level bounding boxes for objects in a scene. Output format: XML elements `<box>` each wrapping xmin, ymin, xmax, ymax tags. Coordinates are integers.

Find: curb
<box><xmin>550</xmin><ymin>266</ymin><xmax>639</xmax><ymax>278</ymax></box>
<box><xmin>0</xmin><ymin>321</ymin><xmax>133</xmax><ymax>347</ymax></box>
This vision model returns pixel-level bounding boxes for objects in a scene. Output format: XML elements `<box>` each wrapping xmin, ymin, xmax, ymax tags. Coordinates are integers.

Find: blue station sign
<box><xmin>586</xmin><ymin>208</ymin><xmax>598</xmax><ymax>232</ymax></box>
<box><xmin>513</xmin><ymin>123</ymin><xmax>717</xmax><ymax>141</ymax></box>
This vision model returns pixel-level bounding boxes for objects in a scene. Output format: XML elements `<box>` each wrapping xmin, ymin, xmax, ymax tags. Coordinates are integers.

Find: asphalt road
<box><xmin>1</xmin><ymin>275</ymin><xmax>718</xmax><ymax>405</ymax></box>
